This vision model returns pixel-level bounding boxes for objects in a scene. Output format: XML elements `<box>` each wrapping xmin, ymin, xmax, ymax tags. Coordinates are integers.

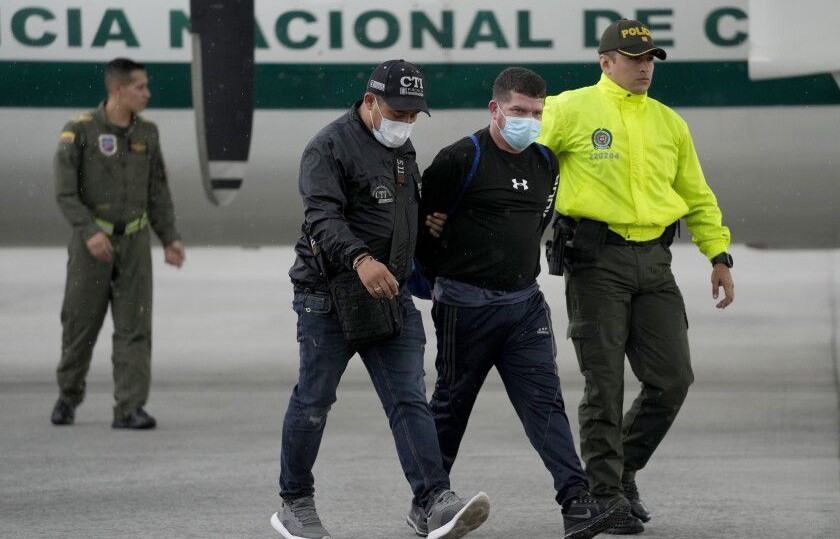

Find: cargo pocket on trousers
<box><xmin>567</xmin><ymin>318</ymin><xmax>599</xmax><ymax>374</ymax></box>
<box><xmin>566</xmin><ymin>318</ymin><xmax>599</xmax><ymax>410</ymax></box>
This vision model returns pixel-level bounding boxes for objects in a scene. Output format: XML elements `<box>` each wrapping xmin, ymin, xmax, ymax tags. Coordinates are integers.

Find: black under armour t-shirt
<box><xmin>418</xmin><ymin>127</ymin><xmax>558</xmax><ymax>291</ymax></box>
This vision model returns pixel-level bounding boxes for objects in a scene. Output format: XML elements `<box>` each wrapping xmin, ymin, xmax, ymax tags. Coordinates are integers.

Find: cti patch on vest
<box><xmin>372</xmin><ymin>184</ymin><xmax>394</xmax><ymax>204</ymax></box>
<box><xmin>591</xmin><ymin>128</ymin><xmax>613</xmax><ymax>149</ymax></box>
<box><xmin>59</xmin><ymin>131</ymin><xmax>75</xmax><ymax>144</ymax></box>
<box><xmin>130</xmin><ymin>141</ymin><xmax>147</xmax><ymax>154</ymax></box>
<box><xmin>98</xmin><ymin>134</ymin><xmax>117</xmax><ymax>156</ymax></box>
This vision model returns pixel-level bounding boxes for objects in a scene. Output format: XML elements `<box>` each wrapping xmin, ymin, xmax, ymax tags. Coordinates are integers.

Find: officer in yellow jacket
<box><xmin>50</xmin><ymin>58</ymin><xmax>185</xmax><ymax>430</ymax></box>
<box><xmin>538</xmin><ymin>20</ymin><xmax>735</xmax><ymax>534</ymax></box>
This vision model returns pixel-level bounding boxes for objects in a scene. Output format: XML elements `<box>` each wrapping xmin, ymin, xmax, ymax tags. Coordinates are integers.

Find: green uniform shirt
<box><xmin>537</xmin><ymin>74</ymin><xmax>730</xmax><ymax>260</ymax></box>
<box><xmin>54</xmin><ymin>102</ymin><xmax>180</xmax><ymax>244</ymax></box>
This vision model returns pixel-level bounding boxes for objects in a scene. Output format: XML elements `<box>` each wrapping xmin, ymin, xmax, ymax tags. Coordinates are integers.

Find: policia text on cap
<box><xmin>538</xmin><ymin>19</ymin><xmax>735</xmax><ymax>534</ymax></box>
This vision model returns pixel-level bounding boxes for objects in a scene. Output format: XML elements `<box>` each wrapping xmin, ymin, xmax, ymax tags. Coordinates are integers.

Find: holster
<box><xmin>567</xmin><ymin>218</ymin><xmax>608</xmax><ymax>263</ymax></box>
<box><xmin>546</xmin><ymin>215</ymin><xmax>574</xmax><ymax>276</ymax></box>
<box><xmin>661</xmin><ymin>221</ymin><xmax>678</xmax><ymax>247</ymax></box>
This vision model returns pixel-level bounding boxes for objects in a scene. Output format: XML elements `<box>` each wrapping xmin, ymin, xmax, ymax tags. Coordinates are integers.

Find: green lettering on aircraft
<box><xmin>355</xmin><ymin>10</ymin><xmax>399</xmax><ymax>49</ymax></box>
<box><xmin>584</xmin><ymin>10</ymin><xmax>621</xmax><ymax>48</ymax></box>
<box><xmin>91</xmin><ymin>9</ymin><xmax>139</xmax><ymax>48</ymax></box>
<box><xmin>706</xmin><ymin>7</ymin><xmax>748</xmax><ymax>46</ymax></box>
<box><xmin>329</xmin><ymin>11</ymin><xmax>342</xmax><ymax>49</ymax></box>
<box><xmin>277</xmin><ymin>11</ymin><xmax>317</xmax><ymax>49</ymax></box>
<box><xmin>169</xmin><ymin>10</ymin><xmax>189</xmax><ymax>48</ymax></box>
<box><xmin>411</xmin><ymin>11</ymin><xmax>454</xmax><ymax>49</ymax></box>
<box><xmin>464</xmin><ymin>11</ymin><xmax>508</xmax><ymax>49</ymax></box>
<box><xmin>517</xmin><ymin>11</ymin><xmax>552</xmax><ymax>48</ymax></box>
<box><xmin>637</xmin><ymin>9</ymin><xmax>673</xmax><ymax>47</ymax></box>
<box><xmin>255</xmin><ymin>19</ymin><xmax>268</xmax><ymax>49</ymax></box>
<box><xmin>67</xmin><ymin>8</ymin><xmax>82</xmax><ymax>47</ymax></box>
<box><xmin>11</xmin><ymin>7</ymin><xmax>56</xmax><ymax>47</ymax></box>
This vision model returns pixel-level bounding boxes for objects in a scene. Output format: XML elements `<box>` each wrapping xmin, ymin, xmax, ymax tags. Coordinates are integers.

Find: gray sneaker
<box><xmin>407</xmin><ymin>501</ymin><xmax>429</xmax><ymax>536</ymax></box>
<box><xmin>426</xmin><ymin>490</ymin><xmax>490</xmax><ymax>539</ymax></box>
<box><xmin>270</xmin><ymin>497</ymin><xmax>331</xmax><ymax>539</ymax></box>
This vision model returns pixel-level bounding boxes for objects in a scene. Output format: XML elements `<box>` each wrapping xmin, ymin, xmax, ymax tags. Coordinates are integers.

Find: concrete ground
<box><xmin>1</xmin><ymin>245</ymin><xmax>838</xmax><ymax>539</ymax></box>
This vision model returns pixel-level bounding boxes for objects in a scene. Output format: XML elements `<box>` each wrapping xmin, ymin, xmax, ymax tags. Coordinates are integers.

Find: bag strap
<box><xmin>535</xmin><ymin>143</ymin><xmax>555</xmax><ymax>175</ymax></box>
<box><xmin>303</xmin><ymin>226</ymin><xmax>332</xmax><ymax>284</ymax></box>
<box><xmin>535</xmin><ymin>143</ymin><xmax>550</xmax><ymax>164</ymax></box>
<box><xmin>447</xmin><ymin>134</ymin><xmax>481</xmax><ymax>220</ymax></box>
<box><xmin>388</xmin><ymin>154</ymin><xmax>412</xmax><ymax>280</ymax></box>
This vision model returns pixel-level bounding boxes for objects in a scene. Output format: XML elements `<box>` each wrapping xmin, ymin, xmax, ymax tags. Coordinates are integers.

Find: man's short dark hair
<box><xmin>492</xmin><ymin>67</ymin><xmax>546</xmax><ymax>103</ymax></box>
<box><xmin>105</xmin><ymin>57</ymin><xmax>146</xmax><ymax>88</ymax></box>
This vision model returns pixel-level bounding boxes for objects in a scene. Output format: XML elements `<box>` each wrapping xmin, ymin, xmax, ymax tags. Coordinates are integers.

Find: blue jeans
<box><xmin>279</xmin><ymin>290</ymin><xmax>450</xmax><ymax>508</ymax></box>
<box><xmin>430</xmin><ymin>290</ymin><xmax>590</xmax><ymax>505</ymax></box>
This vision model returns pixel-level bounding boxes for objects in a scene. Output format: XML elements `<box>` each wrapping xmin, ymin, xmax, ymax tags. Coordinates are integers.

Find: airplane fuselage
<box><xmin>1</xmin><ymin>0</ymin><xmax>838</xmax><ymax>248</ymax></box>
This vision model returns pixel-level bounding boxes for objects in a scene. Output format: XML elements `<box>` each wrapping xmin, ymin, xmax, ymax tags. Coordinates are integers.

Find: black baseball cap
<box><xmin>598</xmin><ymin>19</ymin><xmax>667</xmax><ymax>60</ymax></box>
<box><xmin>367</xmin><ymin>59</ymin><xmax>430</xmax><ymax>116</ymax></box>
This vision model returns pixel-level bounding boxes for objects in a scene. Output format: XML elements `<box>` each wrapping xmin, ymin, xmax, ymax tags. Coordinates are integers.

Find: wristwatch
<box><xmin>710</xmin><ymin>252</ymin><xmax>733</xmax><ymax>268</ymax></box>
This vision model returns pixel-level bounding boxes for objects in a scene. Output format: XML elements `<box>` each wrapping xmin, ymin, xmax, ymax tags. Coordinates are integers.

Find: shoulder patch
<box><xmin>71</xmin><ymin>112</ymin><xmax>93</xmax><ymax>123</ymax></box>
<box><xmin>59</xmin><ymin>131</ymin><xmax>76</xmax><ymax>144</ymax></box>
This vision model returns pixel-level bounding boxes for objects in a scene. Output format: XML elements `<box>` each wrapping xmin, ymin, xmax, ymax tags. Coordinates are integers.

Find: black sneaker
<box><xmin>562</xmin><ymin>493</ymin><xmax>629</xmax><ymax>539</ymax></box>
<box><xmin>605</xmin><ymin>513</ymin><xmax>645</xmax><ymax>535</ymax></box>
<box><xmin>621</xmin><ymin>478</ymin><xmax>650</xmax><ymax>522</ymax></box>
<box><xmin>112</xmin><ymin>408</ymin><xmax>156</xmax><ymax>429</ymax></box>
<box><xmin>50</xmin><ymin>400</ymin><xmax>75</xmax><ymax>425</ymax></box>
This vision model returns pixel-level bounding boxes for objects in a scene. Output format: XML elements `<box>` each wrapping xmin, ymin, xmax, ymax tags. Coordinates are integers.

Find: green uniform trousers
<box><xmin>564</xmin><ymin>241</ymin><xmax>693</xmax><ymax>497</ymax></box>
<box><xmin>56</xmin><ymin>228</ymin><xmax>153</xmax><ymax>420</ymax></box>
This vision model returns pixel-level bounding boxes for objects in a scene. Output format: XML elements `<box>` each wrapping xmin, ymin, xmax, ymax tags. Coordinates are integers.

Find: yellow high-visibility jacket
<box><xmin>538</xmin><ymin>74</ymin><xmax>730</xmax><ymax>260</ymax></box>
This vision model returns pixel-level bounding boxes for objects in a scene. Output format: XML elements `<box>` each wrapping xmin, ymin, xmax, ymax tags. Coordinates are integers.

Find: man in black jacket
<box><xmin>414</xmin><ymin>67</ymin><xmax>629</xmax><ymax>539</ymax></box>
<box><xmin>273</xmin><ymin>59</ymin><xmax>489</xmax><ymax>539</ymax></box>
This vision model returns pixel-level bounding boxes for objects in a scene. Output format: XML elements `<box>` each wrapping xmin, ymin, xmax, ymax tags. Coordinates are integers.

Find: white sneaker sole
<box><xmin>406</xmin><ymin>514</ymin><xmax>429</xmax><ymax>537</ymax></box>
<box><xmin>427</xmin><ymin>492</ymin><xmax>491</xmax><ymax>539</ymax></box>
<box><xmin>270</xmin><ymin>512</ymin><xmax>331</xmax><ymax>539</ymax></box>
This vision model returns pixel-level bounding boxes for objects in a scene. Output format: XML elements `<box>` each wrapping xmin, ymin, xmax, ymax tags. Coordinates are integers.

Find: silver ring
<box><xmin>374</xmin><ymin>286</ymin><xmax>382</xmax><ymax>292</ymax></box>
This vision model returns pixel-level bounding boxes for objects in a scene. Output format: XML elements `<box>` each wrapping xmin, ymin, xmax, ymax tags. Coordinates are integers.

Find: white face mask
<box><xmin>369</xmin><ymin>99</ymin><xmax>413</xmax><ymax>148</ymax></box>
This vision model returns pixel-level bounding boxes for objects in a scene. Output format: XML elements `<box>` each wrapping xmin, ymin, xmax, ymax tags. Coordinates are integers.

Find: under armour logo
<box><xmin>511</xmin><ymin>179</ymin><xmax>528</xmax><ymax>190</ymax></box>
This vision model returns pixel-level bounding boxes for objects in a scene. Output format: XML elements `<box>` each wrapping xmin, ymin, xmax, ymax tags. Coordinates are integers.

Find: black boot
<box><xmin>112</xmin><ymin>408</ymin><xmax>156</xmax><ymax>429</ymax></box>
<box><xmin>622</xmin><ymin>478</ymin><xmax>651</xmax><ymax>522</ymax></box>
<box><xmin>50</xmin><ymin>399</ymin><xmax>75</xmax><ymax>425</ymax></box>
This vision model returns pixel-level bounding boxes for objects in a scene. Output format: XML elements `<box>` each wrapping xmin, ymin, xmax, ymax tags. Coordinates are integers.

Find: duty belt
<box><xmin>604</xmin><ymin>222</ymin><xmax>678</xmax><ymax>246</ymax></box>
<box><xmin>604</xmin><ymin>230</ymin><xmax>663</xmax><ymax>246</ymax></box>
<box><xmin>95</xmin><ymin>213</ymin><xmax>149</xmax><ymax>236</ymax></box>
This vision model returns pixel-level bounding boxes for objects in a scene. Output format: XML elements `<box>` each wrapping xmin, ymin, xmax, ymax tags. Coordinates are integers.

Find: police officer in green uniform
<box><xmin>50</xmin><ymin>58</ymin><xmax>184</xmax><ymax>430</ymax></box>
<box><xmin>538</xmin><ymin>21</ymin><xmax>735</xmax><ymax>533</ymax></box>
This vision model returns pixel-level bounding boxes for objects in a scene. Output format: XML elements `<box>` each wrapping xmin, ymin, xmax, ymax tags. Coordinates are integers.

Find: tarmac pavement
<box><xmin>1</xmin><ymin>245</ymin><xmax>838</xmax><ymax>538</ymax></box>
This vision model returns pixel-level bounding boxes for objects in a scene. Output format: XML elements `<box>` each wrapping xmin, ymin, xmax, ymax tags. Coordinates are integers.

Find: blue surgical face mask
<box><xmin>494</xmin><ymin>108</ymin><xmax>541</xmax><ymax>151</ymax></box>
